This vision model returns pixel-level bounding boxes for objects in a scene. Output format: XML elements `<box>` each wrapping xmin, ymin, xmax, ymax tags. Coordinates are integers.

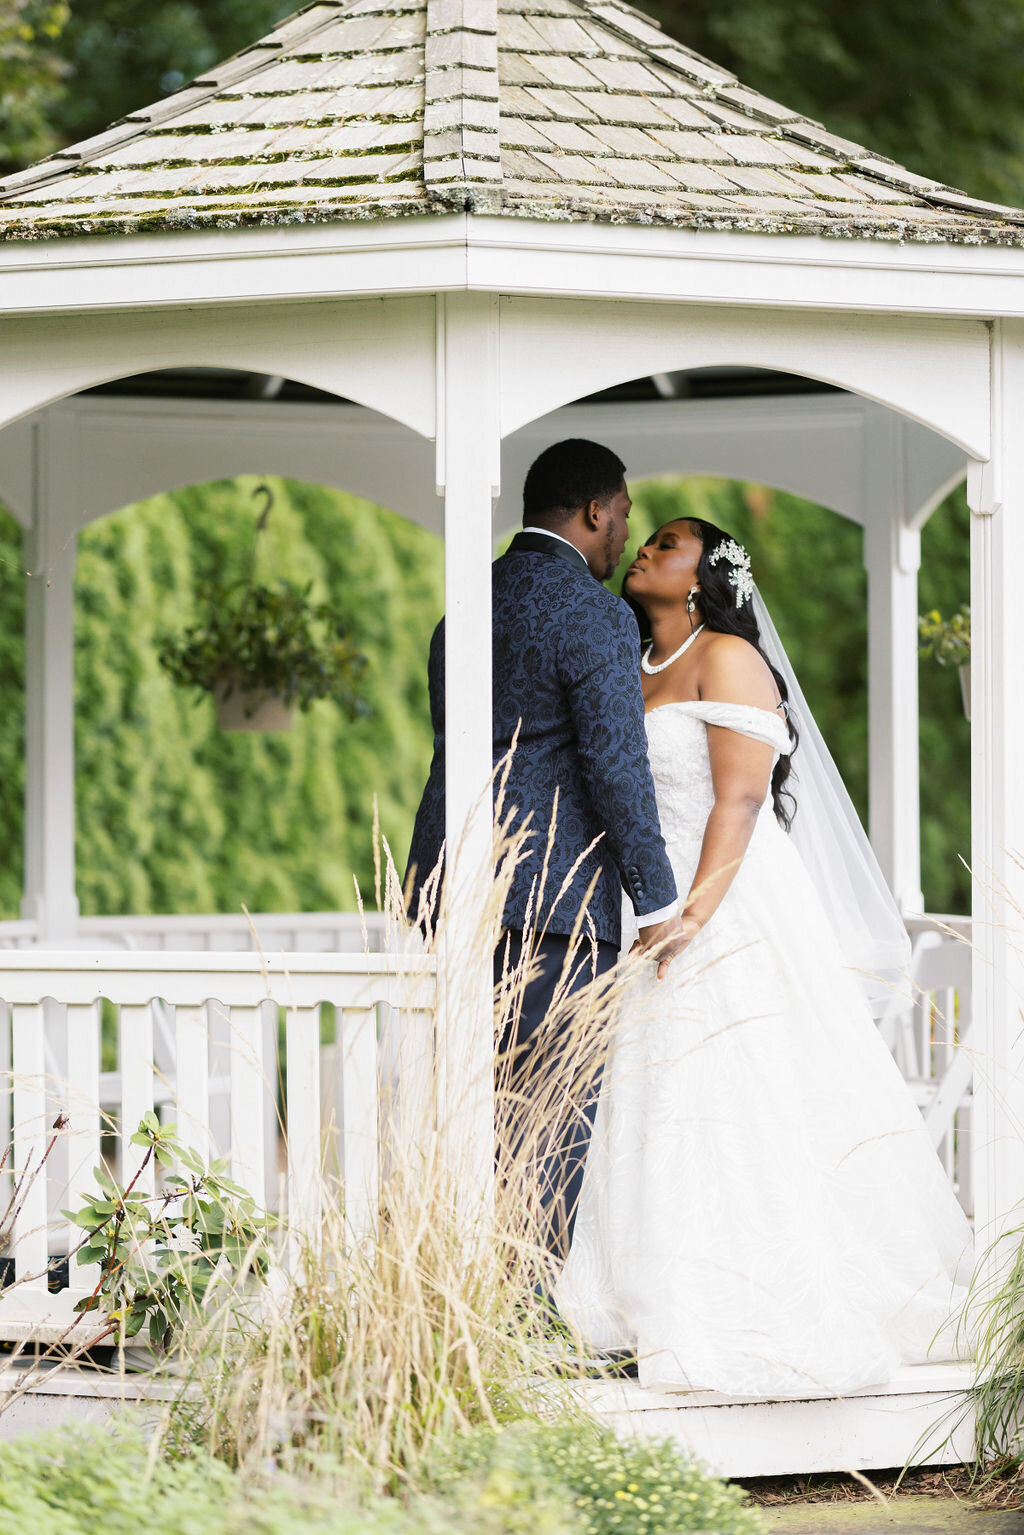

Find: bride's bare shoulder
<box><xmin>699</xmin><ymin>632</ymin><xmax>780</xmax><ymax>710</ymax></box>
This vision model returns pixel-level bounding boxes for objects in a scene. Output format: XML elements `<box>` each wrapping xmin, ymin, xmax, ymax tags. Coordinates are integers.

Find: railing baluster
<box><xmin>261</xmin><ymin>1001</ymin><xmax>280</xmax><ymax>1206</ymax></box>
<box><xmin>174</xmin><ymin>1003</ymin><xmax>210</xmax><ymax>1164</ymax></box>
<box><xmin>229</xmin><ymin>1004</ymin><xmax>265</xmax><ymax>1201</ymax></box>
<box><xmin>64</xmin><ymin>1001</ymin><xmax>102</xmax><ymax>1301</ymax></box>
<box><xmin>10</xmin><ymin>1002</ymin><xmax>49</xmax><ymax>1293</ymax></box>
<box><xmin>0</xmin><ymin>1000</ymin><xmax>11</xmax><ymax>1218</ymax></box>
<box><xmin>286</xmin><ymin>1005</ymin><xmax>321</xmax><ymax>1270</ymax></box>
<box><xmin>207</xmin><ymin>999</ymin><xmax>231</xmax><ymax>1162</ymax></box>
<box><xmin>340</xmin><ymin>1006</ymin><xmax>379</xmax><ymax>1250</ymax></box>
<box><xmin>120</xmin><ymin>1003</ymin><xmax>155</xmax><ymax>1195</ymax></box>
<box><xmin>390</xmin><ymin>1004</ymin><xmax>435</xmax><ymax>1176</ymax></box>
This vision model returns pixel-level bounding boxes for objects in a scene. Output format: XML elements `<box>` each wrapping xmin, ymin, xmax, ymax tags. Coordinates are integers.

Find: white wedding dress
<box><xmin>556</xmin><ymin>699</ymin><xmax>973</xmax><ymax>1398</ymax></box>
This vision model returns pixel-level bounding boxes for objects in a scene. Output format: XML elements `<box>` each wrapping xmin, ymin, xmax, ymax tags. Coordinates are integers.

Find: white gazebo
<box><xmin>0</xmin><ymin>0</ymin><xmax>1022</xmax><ymax>1473</ymax></box>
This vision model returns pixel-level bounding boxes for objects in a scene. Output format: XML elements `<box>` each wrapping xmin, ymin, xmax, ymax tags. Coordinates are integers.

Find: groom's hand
<box><xmin>634</xmin><ymin>913</ymin><xmax>692</xmax><ymax>979</ymax></box>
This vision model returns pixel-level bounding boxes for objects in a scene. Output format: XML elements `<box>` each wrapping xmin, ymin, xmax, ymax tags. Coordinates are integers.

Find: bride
<box><xmin>554</xmin><ymin>517</ymin><xmax>973</xmax><ymax>1399</ymax></box>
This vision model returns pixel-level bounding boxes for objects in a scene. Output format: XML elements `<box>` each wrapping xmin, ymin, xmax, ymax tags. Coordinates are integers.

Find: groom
<box><xmin>405</xmin><ymin>438</ymin><xmax>685</xmax><ymax>1260</ymax></box>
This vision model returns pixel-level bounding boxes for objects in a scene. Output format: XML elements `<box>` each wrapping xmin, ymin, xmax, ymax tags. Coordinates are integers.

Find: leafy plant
<box><xmin>158</xmin><ymin>577</ymin><xmax>370</xmax><ymax>717</ymax></box>
<box><xmin>63</xmin><ymin>1113</ymin><xmax>272</xmax><ymax>1351</ymax></box>
<box><xmin>919</xmin><ymin>605</ymin><xmax>971</xmax><ymax>669</ymax></box>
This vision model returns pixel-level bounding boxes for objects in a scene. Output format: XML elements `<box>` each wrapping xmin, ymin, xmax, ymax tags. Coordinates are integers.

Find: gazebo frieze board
<box><xmin>4</xmin><ymin>217</ymin><xmax>1024</xmax><ymax>320</ymax></box>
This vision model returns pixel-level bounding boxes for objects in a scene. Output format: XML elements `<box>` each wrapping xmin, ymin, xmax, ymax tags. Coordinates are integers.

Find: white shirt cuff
<box><xmin>635</xmin><ymin>900</ymin><xmax>678</xmax><ymax>928</ymax></box>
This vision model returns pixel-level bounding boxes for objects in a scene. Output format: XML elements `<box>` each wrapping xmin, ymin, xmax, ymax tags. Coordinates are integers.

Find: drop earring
<box><xmin>686</xmin><ymin>586</ymin><xmax>699</xmax><ymax>616</ymax></box>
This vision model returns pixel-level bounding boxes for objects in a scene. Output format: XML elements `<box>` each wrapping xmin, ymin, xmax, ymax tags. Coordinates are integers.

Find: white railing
<box><xmin>0</xmin><ymin>911</ymin><xmax>976</xmax><ymax>1345</ymax></box>
<box><xmin>0</xmin><ymin>921</ymin><xmax>37</xmax><ymax>951</ymax></box>
<box><xmin>0</xmin><ymin>911</ymin><xmax>388</xmax><ymax>953</ymax></box>
<box><xmin>0</xmin><ymin>950</ymin><xmax>435</xmax><ymax>1343</ymax></box>
<box><xmin>882</xmin><ymin>915</ymin><xmax>973</xmax><ymax>1215</ymax></box>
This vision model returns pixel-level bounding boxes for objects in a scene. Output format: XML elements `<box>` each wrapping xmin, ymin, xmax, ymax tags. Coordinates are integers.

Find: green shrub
<box><xmin>427</xmin><ymin>1419</ymin><xmax>763</xmax><ymax>1535</ymax></box>
<box><xmin>0</xmin><ymin>1425</ymin><xmax>578</xmax><ymax>1535</ymax></box>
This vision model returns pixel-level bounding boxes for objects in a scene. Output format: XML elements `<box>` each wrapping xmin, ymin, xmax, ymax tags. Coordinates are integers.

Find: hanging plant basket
<box><xmin>156</xmin><ymin>485</ymin><xmax>370</xmax><ymax>731</ymax></box>
<box><xmin>919</xmin><ymin>606</ymin><xmax>971</xmax><ymax>723</ymax></box>
<box><xmin>959</xmin><ymin>663</ymin><xmax>971</xmax><ymax>722</ymax></box>
<box><xmin>214</xmin><ymin>682</ymin><xmax>295</xmax><ymax>734</ymax></box>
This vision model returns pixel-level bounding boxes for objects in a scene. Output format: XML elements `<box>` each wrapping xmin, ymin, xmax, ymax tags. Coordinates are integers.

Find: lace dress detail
<box><xmin>556</xmin><ymin>701</ymin><xmax>973</xmax><ymax>1398</ymax></box>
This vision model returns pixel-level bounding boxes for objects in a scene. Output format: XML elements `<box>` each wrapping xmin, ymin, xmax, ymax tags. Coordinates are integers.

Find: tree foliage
<box><xmin>647</xmin><ymin>0</ymin><xmax>1024</xmax><ymax>208</ymax></box>
<box><xmin>0</xmin><ymin>0</ymin><xmax>69</xmax><ymax>171</ymax></box>
<box><xmin>38</xmin><ymin>0</ymin><xmax>292</xmax><ymax>159</ymax></box>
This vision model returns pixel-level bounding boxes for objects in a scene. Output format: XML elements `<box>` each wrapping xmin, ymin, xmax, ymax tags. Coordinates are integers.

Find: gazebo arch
<box><xmin>1</xmin><ymin>0</ymin><xmax>1022</xmax><ymax>1475</ymax></box>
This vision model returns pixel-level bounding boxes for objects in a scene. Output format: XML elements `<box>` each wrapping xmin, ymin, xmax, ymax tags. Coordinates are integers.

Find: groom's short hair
<box><xmin>523</xmin><ymin>439</ymin><xmax>626</xmax><ymax>526</ymax></box>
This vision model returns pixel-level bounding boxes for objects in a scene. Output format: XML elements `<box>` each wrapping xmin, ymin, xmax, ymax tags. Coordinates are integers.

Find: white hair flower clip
<box><xmin>707</xmin><ymin>538</ymin><xmax>755</xmax><ymax>610</ymax></box>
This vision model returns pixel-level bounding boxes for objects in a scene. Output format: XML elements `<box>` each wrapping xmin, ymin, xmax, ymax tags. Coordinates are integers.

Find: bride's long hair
<box><xmin>628</xmin><ymin>516</ymin><xmax>799</xmax><ymax>830</ymax></box>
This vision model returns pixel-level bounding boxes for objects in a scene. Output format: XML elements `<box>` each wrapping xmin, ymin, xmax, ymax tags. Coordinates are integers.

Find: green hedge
<box><xmin>0</xmin><ymin>470</ymin><xmax>969</xmax><ymax>921</ymax></box>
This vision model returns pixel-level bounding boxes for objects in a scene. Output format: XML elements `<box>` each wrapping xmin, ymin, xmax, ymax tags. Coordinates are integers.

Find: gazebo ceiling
<box><xmin>1</xmin><ymin>0</ymin><xmax>1023</xmax><ymax>244</ymax></box>
<box><xmin>83</xmin><ymin>363</ymin><xmax>836</xmax><ymax>404</ymax></box>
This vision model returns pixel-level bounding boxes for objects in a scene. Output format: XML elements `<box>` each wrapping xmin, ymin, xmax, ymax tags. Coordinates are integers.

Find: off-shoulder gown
<box><xmin>555</xmin><ymin>700</ymin><xmax>972</xmax><ymax>1398</ymax></box>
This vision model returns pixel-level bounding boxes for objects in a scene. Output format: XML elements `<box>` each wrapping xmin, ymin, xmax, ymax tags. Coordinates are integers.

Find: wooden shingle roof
<box><xmin>2</xmin><ymin>0</ymin><xmax>1023</xmax><ymax>244</ymax></box>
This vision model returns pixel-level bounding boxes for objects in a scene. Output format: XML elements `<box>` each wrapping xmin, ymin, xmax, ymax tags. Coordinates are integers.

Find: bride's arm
<box><xmin>681</xmin><ymin>638</ymin><xmax>777</xmax><ymax>937</ymax></box>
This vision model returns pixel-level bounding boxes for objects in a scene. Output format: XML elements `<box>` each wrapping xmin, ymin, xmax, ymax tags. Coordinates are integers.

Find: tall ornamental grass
<box><xmin>0</xmin><ymin>804</ymin><xmax>761</xmax><ymax>1534</ymax></box>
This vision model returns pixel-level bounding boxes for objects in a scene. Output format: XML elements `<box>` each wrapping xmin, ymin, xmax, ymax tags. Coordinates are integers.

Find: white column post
<box><xmin>434</xmin><ymin>292</ymin><xmax>500</xmax><ymax>1220</ymax></box>
<box><xmin>968</xmin><ymin>318</ymin><xmax>1024</xmax><ymax>1252</ymax></box>
<box><xmin>863</xmin><ymin>413</ymin><xmax>924</xmax><ymax>914</ymax></box>
<box><xmin>21</xmin><ymin>417</ymin><xmax>80</xmax><ymax>941</ymax></box>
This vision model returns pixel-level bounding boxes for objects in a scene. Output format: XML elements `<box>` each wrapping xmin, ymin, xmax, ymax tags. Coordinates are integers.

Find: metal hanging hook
<box><xmin>252</xmin><ymin>482</ymin><xmax>274</xmax><ymax>532</ymax></box>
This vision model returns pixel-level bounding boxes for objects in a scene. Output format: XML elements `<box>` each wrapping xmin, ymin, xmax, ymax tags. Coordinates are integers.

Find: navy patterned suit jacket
<box><xmin>405</xmin><ymin>531</ymin><xmax>678</xmax><ymax>949</ymax></box>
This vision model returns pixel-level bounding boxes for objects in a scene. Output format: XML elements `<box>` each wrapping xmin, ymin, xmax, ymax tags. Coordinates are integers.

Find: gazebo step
<box><xmin>0</xmin><ymin>1359</ymin><xmax>974</xmax><ymax>1478</ymax></box>
<box><xmin>0</xmin><ymin>1358</ymin><xmax>168</xmax><ymax>1443</ymax></box>
<box><xmin>581</xmin><ymin>1363</ymin><xmax>974</xmax><ymax>1477</ymax></box>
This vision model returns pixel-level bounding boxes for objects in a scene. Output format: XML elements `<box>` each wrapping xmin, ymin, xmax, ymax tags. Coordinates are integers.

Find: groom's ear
<box><xmin>582</xmin><ymin>497</ymin><xmax>604</xmax><ymax>530</ymax></box>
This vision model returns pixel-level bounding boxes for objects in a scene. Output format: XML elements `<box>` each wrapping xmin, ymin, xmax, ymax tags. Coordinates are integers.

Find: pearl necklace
<box><xmin>641</xmin><ymin>624</ymin><xmax>705</xmax><ymax>675</ymax></box>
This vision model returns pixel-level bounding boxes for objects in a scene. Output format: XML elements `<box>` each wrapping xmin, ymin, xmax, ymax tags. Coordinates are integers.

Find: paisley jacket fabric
<box><xmin>405</xmin><ymin>530</ymin><xmax>678</xmax><ymax>948</ymax></box>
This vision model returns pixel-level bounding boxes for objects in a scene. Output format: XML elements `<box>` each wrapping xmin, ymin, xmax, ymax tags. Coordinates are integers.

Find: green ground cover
<box><xmin>0</xmin><ymin>1420</ymin><xmax>762</xmax><ymax>1535</ymax></box>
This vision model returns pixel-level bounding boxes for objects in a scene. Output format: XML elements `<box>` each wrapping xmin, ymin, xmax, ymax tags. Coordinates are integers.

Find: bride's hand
<box><xmin>635</xmin><ymin>913</ymin><xmax>695</xmax><ymax>979</ymax></box>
